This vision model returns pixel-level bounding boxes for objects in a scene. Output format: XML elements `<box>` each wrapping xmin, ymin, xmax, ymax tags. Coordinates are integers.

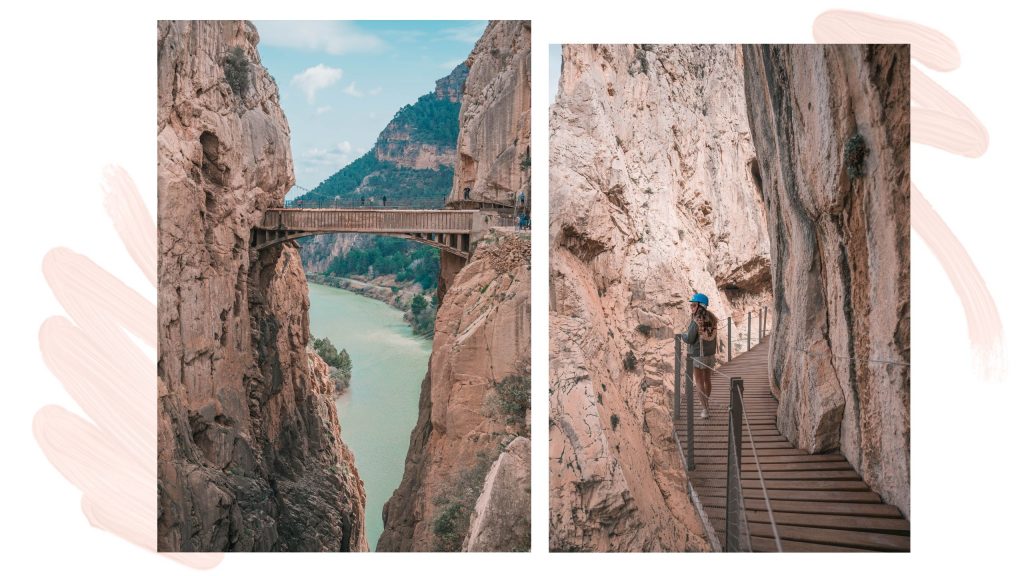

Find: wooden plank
<box><xmin>748</xmin><ymin>522</ymin><xmax>909</xmax><ymax>551</ymax></box>
<box><xmin>699</xmin><ymin>497</ymin><xmax>903</xmax><ymax>518</ymax></box>
<box><xmin>744</xmin><ymin>510</ymin><xmax>910</xmax><ymax>534</ymax></box>
<box><xmin>696</xmin><ymin>487</ymin><xmax>881</xmax><ymax>503</ymax></box>
<box><xmin>750</xmin><ymin>536</ymin><xmax>869</xmax><ymax>553</ymax></box>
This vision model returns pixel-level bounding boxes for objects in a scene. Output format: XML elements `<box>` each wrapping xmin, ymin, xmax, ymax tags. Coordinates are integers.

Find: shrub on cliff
<box><xmin>493</xmin><ymin>374</ymin><xmax>530</xmax><ymax>425</ymax></box>
<box><xmin>224</xmin><ymin>46</ymin><xmax>249</xmax><ymax>96</ymax></box>
<box><xmin>431</xmin><ymin>447</ymin><xmax>499</xmax><ymax>551</ymax></box>
<box><xmin>312</xmin><ymin>336</ymin><xmax>352</xmax><ymax>393</ymax></box>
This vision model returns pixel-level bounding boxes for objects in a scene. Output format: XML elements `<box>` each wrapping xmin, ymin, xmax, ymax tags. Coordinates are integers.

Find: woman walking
<box><xmin>682</xmin><ymin>293</ymin><xmax>719</xmax><ymax>418</ymax></box>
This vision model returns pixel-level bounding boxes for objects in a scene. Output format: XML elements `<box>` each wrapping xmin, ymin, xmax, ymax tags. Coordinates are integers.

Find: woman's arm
<box><xmin>681</xmin><ymin>319</ymin><xmax>697</xmax><ymax>344</ymax></box>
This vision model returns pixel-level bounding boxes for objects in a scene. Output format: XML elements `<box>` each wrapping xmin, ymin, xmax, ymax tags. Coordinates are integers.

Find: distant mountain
<box><xmin>297</xmin><ymin>62</ymin><xmax>468</xmax><ymax>207</ymax></box>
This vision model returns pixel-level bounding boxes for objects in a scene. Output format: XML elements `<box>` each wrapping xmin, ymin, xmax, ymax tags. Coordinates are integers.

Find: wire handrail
<box><xmin>677</xmin><ymin>305</ymin><xmax>912</xmax><ymax>552</ymax></box>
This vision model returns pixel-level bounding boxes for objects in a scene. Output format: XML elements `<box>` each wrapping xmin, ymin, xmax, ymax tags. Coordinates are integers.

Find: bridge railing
<box><xmin>260</xmin><ymin>208</ymin><xmax>476</xmax><ymax>233</ymax></box>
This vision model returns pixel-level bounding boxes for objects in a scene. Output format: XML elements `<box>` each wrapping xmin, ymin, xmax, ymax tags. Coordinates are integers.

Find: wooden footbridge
<box><xmin>252</xmin><ymin>208</ymin><xmax>497</xmax><ymax>259</ymax></box>
<box><xmin>674</xmin><ymin>340</ymin><xmax>910</xmax><ymax>552</ymax></box>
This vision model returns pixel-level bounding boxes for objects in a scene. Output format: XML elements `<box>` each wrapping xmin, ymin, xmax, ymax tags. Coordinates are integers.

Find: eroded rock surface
<box><xmin>378</xmin><ymin>232</ymin><xmax>531</xmax><ymax>551</ymax></box>
<box><xmin>157</xmin><ymin>20</ymin><xmax>366</xmax><ymax>552</ymax></box>
<box><xmin>549</xmin><ymin>44</ymin><xmax>771</xmax><ymax>551</ymax></box>
<box><xmin>448</xmin><ymin>21</ymin><xmax>531</xmax><ymax>207</ymax></box>
<box><xmin>742</xmin><ymin>44</ymin><xmax>910</xmax><ymax>517</ymax></box>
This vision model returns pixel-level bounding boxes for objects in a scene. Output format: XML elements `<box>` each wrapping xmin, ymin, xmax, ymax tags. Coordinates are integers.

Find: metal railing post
<box><xmin>747</xmin><ymin>311</ymin><xmax>752</xmax><ymax>351</ymax></box>
<box><xmin>727</xmin><ymin>318</ymin><xmax>733</xmax><ymax>362</ymax></box>
<box><xmin>725</xmin><ymin>376</ymin><xmax>747</xmax><ymax>552</ymax></box>
<box><xmin>686</xmin><ymin>351</ymin><xmax>694</xmax><ymax>471</ymax></box>
<box><xmin>674</xmin><ymin>334</ymin><xmax>681</xmax><ymax>421</ymax></box>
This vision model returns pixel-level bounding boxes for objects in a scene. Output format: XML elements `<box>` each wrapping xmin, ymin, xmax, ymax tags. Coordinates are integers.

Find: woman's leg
<box><xmin>696</xmin><ymin>368</ymin><xmax>711</xmax><ymax>412</ymax></box>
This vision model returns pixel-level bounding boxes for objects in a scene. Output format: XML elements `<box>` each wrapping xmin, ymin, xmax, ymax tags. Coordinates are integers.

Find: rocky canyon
<box><xmin>549</xmin><ymin>44</ymin><xmax>770</xmax><ymax>552</ymax></box>
<box><xmin>378</xmin><ymin>20</ymin><xmax>532</xmax><ymax>552</ymax></box>
<box><xmin>742</xmin><ymin>44</ymin><xmax>911</xmax><ymax>517</ymax></box>
<box><xmin>157</xmin><ymin>21</ymin><xmax>366</xmax><ymax>552</ymax></box>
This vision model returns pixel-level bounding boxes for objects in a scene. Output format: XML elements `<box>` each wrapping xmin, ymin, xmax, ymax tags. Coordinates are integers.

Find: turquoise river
<box><xmin>307</xmin><ymin>282</ymin><xmax>432</xmax><ymax>550</ymax></box>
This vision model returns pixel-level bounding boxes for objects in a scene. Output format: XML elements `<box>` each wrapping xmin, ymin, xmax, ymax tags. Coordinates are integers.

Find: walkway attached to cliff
<box><xmin>674</xmin><ymin>340</ymin><xmax>910</xmax><ymax>552</ymax></box>
<box><xmin>252</xmin><ymin>208</ymin><xmax>515</xmax><ymax>258</ymax></box>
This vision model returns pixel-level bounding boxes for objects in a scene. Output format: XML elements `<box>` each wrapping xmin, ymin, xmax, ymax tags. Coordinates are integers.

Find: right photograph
<box><xmin>549</xmin><ymin>45</ymin><xmax>910</xmax><ymax>552</ymax></box>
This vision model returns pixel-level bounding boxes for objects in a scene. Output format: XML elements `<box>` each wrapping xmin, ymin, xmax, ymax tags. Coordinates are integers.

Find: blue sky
<box><xmin>254</xmin><ymin>21</ymin><xmax>487</xmax><ymax>199</ymax></box>
<box><xmin>550</xmin><ymin>44</ymin><xmax>561</xmax><ymax>106</ymax></box>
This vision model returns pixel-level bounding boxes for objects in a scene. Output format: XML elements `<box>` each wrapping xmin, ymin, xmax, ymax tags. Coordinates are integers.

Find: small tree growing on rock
<box><xmin>224</xmin><ymin>46</ymin><xmax>250</xmax><ymax>97</ymax></box>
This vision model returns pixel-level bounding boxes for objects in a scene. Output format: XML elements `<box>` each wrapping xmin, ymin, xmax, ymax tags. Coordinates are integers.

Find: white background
<box><xmin>0</xmin><ymin>0</ymin><xmax>1019</xmax><ymax>573</ymax></box>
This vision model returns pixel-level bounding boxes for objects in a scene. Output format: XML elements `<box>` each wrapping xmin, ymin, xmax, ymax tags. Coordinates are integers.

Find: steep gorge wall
<box><xmin>157</xmin><ymin>20</ymin><xmax>366</xmax><ymax>552</ymax></box>
<box><xmin>378</xmin><ymin>21</ymin><xmax>533</xmax><ymax>551</ymax></box>
<box><xmin>742</xmin><ymin>45</ymin><xmax>910</xmax><ymax>516</ymax></box>
<box><xmin>447</xmin><ymin>21</ymin><xmax>531</xmax><ymax>208</ymax></box>
<box><xmin>439</xmin><ymin>20</ymin><xmax>531</xmax><ymax>302</ymax></box>
<box><xmin>377</xmin><ymin>232</ymin><xmax>531</xmax><ymax>551</ymax></box>
<box><xmin>549</xmin><ymin>44</ymin><xmax>770</xmax><ymax>551</ymax></box>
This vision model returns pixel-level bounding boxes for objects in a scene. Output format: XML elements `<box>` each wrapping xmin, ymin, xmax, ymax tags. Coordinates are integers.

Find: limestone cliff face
<box><xmin>378</xmin><ymin>232</ymin><xmax>531</xmax><ymax>551</ymax></box>
<box><xmin>157</xmin><ymin>20</ymin><xmax>366</xmax><ymax>552</ymax></box>
<box><xmin>742</xmin><ymin>45</ymin><xmax>910</xmax><ymax>516</ymax></box>
<box><xmin>549</xmin><ymin>44</ymin><xmax>770</xmax><ymax>551</ymax></box>
<box><xmin>447</xmin><ymin>21</ymin><xmax>531</xmax><ymax>207</ymax></box>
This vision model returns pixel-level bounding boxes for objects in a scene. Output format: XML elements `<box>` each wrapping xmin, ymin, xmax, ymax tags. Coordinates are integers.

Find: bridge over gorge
<box><xmin>673</xmin><ymin>323</ymin><xmax>910</xmax><ymax>552</ymax></box>
<box><xmin>251</xmin><ymin>208</ymin><xmax>513</xmax><ymax>258</ymax></box>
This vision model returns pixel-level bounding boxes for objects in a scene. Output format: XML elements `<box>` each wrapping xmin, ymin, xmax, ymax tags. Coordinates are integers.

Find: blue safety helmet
<box><xmin>689</xmin><ymin>293</ymin><xmax>709</xmax><ymax>307</ymax></box>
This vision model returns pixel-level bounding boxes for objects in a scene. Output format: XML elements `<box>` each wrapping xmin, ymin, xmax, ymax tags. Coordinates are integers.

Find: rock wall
<box><xmin>448</xmin><ymin>21</ymin><xmax>531</xmax><ymax>207</ymax></box>
<box><xmin>742</xmin><ymin>45</ymin><xmax>910</xmax><ymax>516</ymax></box>
<box><xmin>157</xmin><ymin>20</ymin><xmax>366</xmax><ymax>552</ymax></box>
<box><xmin>378</xmin><ymin>232</ymin><xmax>531</xmax><ymax>551</ymax></box>
<box><xmin>549</xmin><ymin>44</ymin><xmax>771</xmax><ymax>551</ymax></box>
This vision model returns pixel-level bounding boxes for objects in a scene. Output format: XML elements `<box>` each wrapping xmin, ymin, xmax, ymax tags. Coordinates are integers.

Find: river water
<box><xmin>307</xmin><ymin>282</ymin><xmax>432</xmax><ymax>550</ymax></box>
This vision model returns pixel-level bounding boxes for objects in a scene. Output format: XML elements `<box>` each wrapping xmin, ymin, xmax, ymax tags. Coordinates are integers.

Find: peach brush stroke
<box><xmin>34</xmin><ymin>166</ymin><xmax>222</xmax><ymax>569</ymax></box>
<box><xmin>815</xmin><ymin>10</ymin><xmax>1004</xmax><ymax>377</ymax></box>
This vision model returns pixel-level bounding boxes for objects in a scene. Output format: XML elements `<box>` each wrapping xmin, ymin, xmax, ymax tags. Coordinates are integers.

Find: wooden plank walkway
<box><xmin>674</xmin><ymin>340</ymin><xmax>910</xmax><ymax>552</ymax></box>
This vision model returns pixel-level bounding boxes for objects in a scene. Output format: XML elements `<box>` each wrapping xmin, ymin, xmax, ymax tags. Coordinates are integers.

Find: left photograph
<box><xmin>157</xmin><ymin>20</ymin><xmax>531</xmax><ymax>552</ymax></box>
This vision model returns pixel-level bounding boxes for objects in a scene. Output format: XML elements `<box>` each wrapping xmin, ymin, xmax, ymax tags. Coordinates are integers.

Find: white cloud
<box><xmin>255</xmin><ymin>21</ymin><xmax>384</xmax><ymax>54</ymax></box>
<box><xmin>315</xmin><ymin>106</ymin><xmax>332</xmax><ymax>115</ymax></box>
<box><xmin>291</xmin><ymin>64</ymin><xmax>342</xmax><ymax>103</ymax></box>
<box><xmin>368</xmin><ymin>86</ymin><xmax>383</xmax><ymax>96</ymax></box>
<box><xmin>441</xmin><ymin>22</ymin><xmax>488</xmax><ymax>43</ymax></box>
<box><xmin>343</xmin><ymin>82</ymin><xmax>364</xmax><ymax>97</ymax></box>
<box><xmin>300</xmin><ymin>142</ymin><xmax>355</xmax><ymax>169</ymax></box>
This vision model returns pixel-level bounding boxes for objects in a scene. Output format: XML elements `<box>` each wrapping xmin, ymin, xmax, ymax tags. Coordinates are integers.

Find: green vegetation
<box><xmin>325</xmin><ymin>237</ymin><xmax>440</xmax><ymax>291</ymax></box>
<box><xmin>312</xmin><ymin>336</ymin><xmax>352</xmax><ymax>394</ymax></box>
<box><xmin>519</xmin><ymin>151</ymin><xmax>531</xmax><ymax>172</ymax></box>
<box><xmin>295</xmin><ymin>89</ymin><xmax>460</xmax><ymax>206</ymax></box>
<box><xmin>611</xmin><ymin>413</ymin><xmax>620</xmax><ymax>430</ymax></box>
<box><xmin>391</xmin><ymin>93</ymin><xmax>461</xmax><ymax>147</ymax></box>
<box><xmin>624</xmin><ymin>350</ymin><xmax>637</xmax><ymax>371</ymax></box>
<box><xmin>408</xmin><ymin>293</ymin><xmax>435</xmax><ymax>337</ymax></box>
<box><xmin>224</xmin><ymin>47</ymin><xmax>249</xmax><ymax>96</ymax></box>
<box><xmin>431</xmin><ymin>448</ymin><xmax>499</xmax><ymax>551</ymax></box>
<box><xmin>493</xmin><ymin>373</ymin><xmax>530</xmax><ymax>427</ymax></box>
<box><xmin>844</xmin><ymin>133</ymin><xmax>869</xmax><ymax>179</ymax></box>
<box><xmin>636</xmin><ymin>324</ymin><xmax>652</xmax><ymax>337</ymax></box>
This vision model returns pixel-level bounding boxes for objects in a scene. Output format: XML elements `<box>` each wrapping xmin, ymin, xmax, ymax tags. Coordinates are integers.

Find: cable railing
<box><xmin>674</xmin><ymin>305</ymin><xmax>777</xmax><ymax>552</ymax></box>
<box><xmin>674</xmin><ymin>305</ymin><xmax>910</xmax><ymax>552</ymax></box>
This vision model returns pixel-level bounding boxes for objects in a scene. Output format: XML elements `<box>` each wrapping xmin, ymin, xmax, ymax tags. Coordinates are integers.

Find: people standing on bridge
<box><xmin>360</xmin><ymin>196</ymin><xmax>365</xmax><ymax>206</ymax></box>
<box><xmin>682</xmin><ymin>293</ymin><xmax>719</xmax><ymax>419</ymax></box>
<box><xmin>463</xmin><ymin>186</ymin><xmax>471</xmax><ymax>200</ymax></box>
<box><xmin>383</xmin><ymin>195</ymin><xmax>387</xmax><ymax>207</ymax></box>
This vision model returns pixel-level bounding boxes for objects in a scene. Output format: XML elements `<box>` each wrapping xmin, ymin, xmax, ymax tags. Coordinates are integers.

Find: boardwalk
<box><xmin>674</xmin><ymin>341</ymin><xmax>910</xmax><ymax>552</ymax></box>
<box><xmin>252</xmin><ymin>208</ymin><xmax>485</xmax><ymax>257</ymax></box>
